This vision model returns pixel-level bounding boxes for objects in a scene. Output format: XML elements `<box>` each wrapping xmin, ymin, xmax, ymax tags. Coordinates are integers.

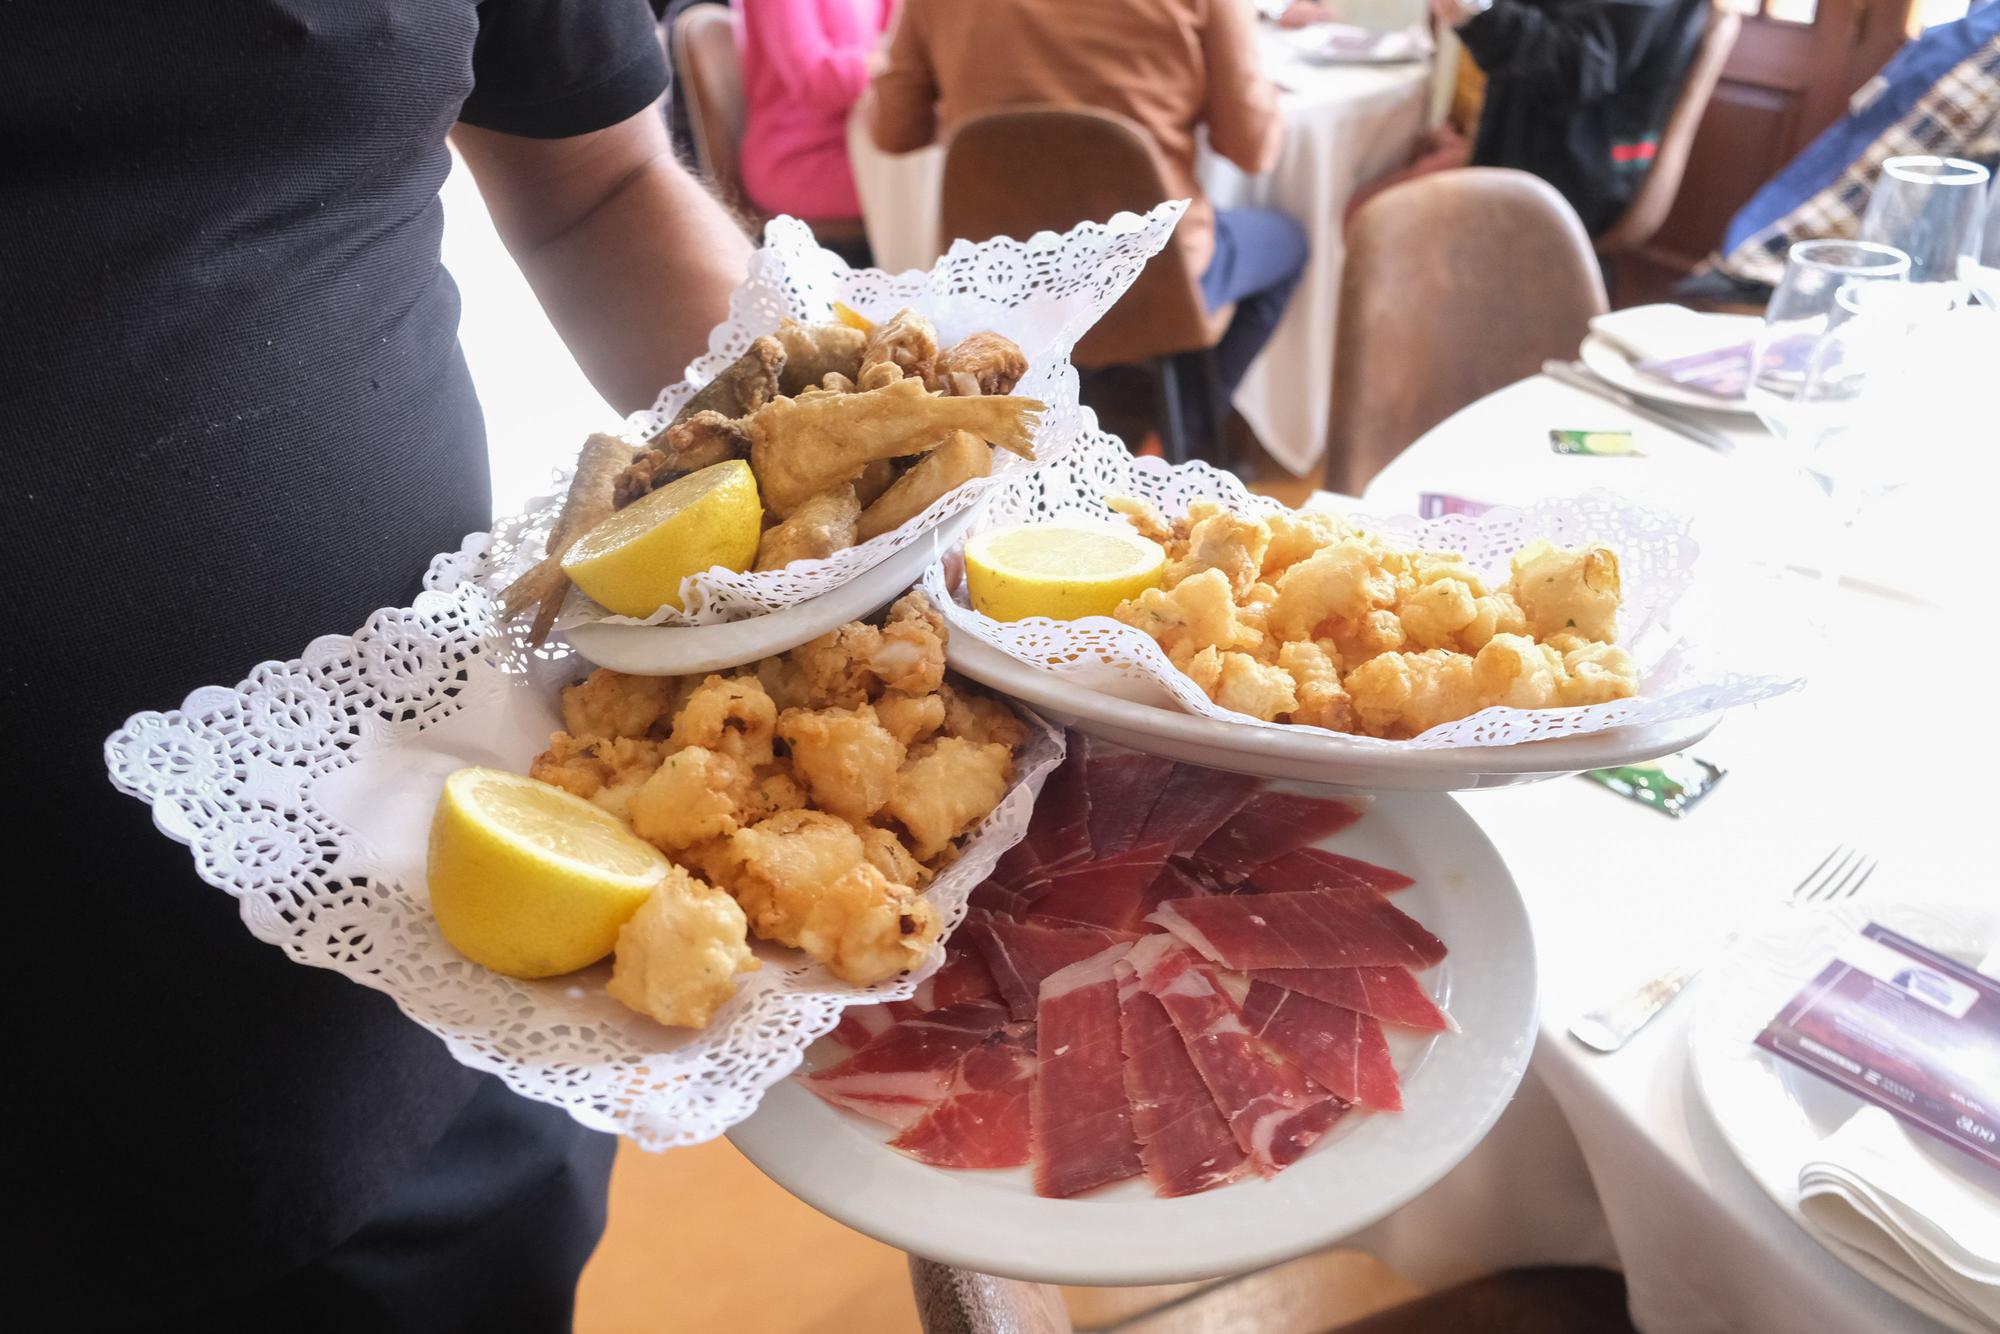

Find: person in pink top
<box><xmin>736</xmin><ymin>0</ymin><xmax>896</xmax><ymax>222</ymax></box>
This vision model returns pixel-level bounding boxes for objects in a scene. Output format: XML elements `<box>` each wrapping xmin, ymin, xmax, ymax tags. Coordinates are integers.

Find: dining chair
<box><xmin>671</xmin><ymin>6</ymin><xmax>870</xmax><ymax>250</ymax></box>
<box><xmin>1324</xmin><ymin>168</ymin><xmax>1607</xmax><ymax>496</ymax></box>
<box><xmin>1593</xmin><ymin>4</ymin><xmax>1743</xmax><ymax>261</ymax></box>
<box><xmin>938</xmin><ymin>104</ymin><xmax>1235</xmax><ymax>467</ymax></box>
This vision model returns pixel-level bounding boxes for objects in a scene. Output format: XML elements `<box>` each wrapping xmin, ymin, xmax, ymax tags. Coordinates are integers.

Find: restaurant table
<box><xmin>1328</xmin><ymin>375</ymin><xmax>1985</xmax><ymax>1333</ymax></box>
<box><xmin>844</xmin><ymin>24</ymin><xmax>1430</xmax><ymax>476</ymax></box>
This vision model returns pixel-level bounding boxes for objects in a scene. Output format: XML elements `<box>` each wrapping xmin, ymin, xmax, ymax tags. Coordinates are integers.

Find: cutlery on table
<box><xmin>1541</xmin><ymin>359</ymin><xmax>1740</xmax><ymax>455</ymax></box>
<box><xmin>1569</xmin><ymin>845</ymin><xmax>1878</xmax><ymax>1054</ymax></box>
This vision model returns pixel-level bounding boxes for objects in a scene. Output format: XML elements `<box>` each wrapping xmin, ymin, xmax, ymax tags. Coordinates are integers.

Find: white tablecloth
<box><xmin>1335</xmin><ymin>376</ymin><xmax>1985</xmax><ymax>1334</ymax></box>
<box><xmin>845</xmin><ymin>26</ymin><xmax>1430</xmax><ymax>476</ymax></box>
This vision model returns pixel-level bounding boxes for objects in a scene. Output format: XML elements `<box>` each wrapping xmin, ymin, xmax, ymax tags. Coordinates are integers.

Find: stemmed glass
<box><xmin>1746</xmin><ymin>240</ymin><xmax>1910</xmax><ymax>460</ymax></box>
<box><xmin>1860</xmin><ymin>155</ymin><xmax>1991</xmax><ymax>284</ymax></box>
<box><xmin>1962</xmin><ymin>184</ymin><xmax>1999</xmax><ymax>308</ymax></box>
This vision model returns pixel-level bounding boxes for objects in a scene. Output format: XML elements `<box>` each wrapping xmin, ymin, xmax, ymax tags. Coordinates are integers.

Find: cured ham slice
<box><xmin>1084</xmin><ymin>749</ymin><xmax>1179</xmax><ymax>860</ymax></box>
<box><xmin>969</xmin><ymin>843</ymin><xmax>1052</xmax><ymax>918</ymax></box>
<box><xmin>1151</xmin><ymin>890</ymin><xmax>1447</xmax><ymax>972</ymax></box>
<box><xmin>1127</xmin><ymin>935</ymin><xmax>1345</xmax><ymax>1175</ymax></box>
<box><xmin>1241</xmin><ymin>981</ymin><xmax>1402</xmax><ymax>1110</ymax></box>
<box><xmin>1134</xmin><ymin>766</ymin><xmax>1260</xmax><ymax>854</ymax></box>
<box><xmin>826</xmin><ymin>940</ymin><xmax>1003</xmax><ymax>1048</ymax></box>
<box><xmin>806</xmin><ymin>1001</ymin><xmax>1012</xmax><ymax>1129</ymax></box>
<box><xmin>1246</xmin><ymin>847</ymin><xmax>1415</xmax><ymax>894</ymax></box>
<box><xmin>1115</xmin><ymin>957</ymin><xmax>1248</xmax><ymax>1195</ymax></box>
<box><xmin>1026</xmin><ymin>749</ymin><xmax>1094</xmax><ymax>869</ymax></box>
<box><xmin>1032</xmin><ymin>945</ymin><xmax>1143</xmax><ymax>1197</ymax></box>
<box><xmin>963</xmin><ymin>917</ymin><xmax>1135</xmax><ymax>1021</ymax></box>
<box><xmin>888</xmin><ymin>1023</ymin><xmax>1038</xmax><ymax>1169</ymax></box>
<box><xmin>1248</xmin><ymin>965</ymin><xmax>1452</xmax><ymax>1032</ymax></box>
<box><xmin>1190</xmin><ymin>791</ymin><xmax>1364</xmax><ymax>879</ymax></box>
<box><xmin>1026</xmin><ymin>848</ymin><xmax>1193</xmax><ymax>934</ymax></box>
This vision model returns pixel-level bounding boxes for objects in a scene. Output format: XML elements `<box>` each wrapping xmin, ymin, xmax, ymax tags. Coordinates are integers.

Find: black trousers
<box><xmin>129</xmin><ymin>1077</ymin><xmax>617</xmax><ymax>1334</ymax></box>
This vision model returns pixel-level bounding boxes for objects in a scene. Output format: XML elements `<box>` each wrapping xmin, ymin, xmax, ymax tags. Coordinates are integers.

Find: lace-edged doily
<box><xmin>105</xmin><ymin>515</ymin><xmax>1067</xmax><ymax>1150</ymax></box>
<box><xmin>925</xmin><ymin>431</ymin><xmax>1805</xmax><ymax>749</ymax></box>
<box><xmin>550</xmin><ymin>207</ymin><xmax>1185</xmax><ymax>630</ymax></box>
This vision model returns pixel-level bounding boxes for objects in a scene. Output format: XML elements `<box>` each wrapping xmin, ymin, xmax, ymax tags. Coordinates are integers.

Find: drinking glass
<box><xmin>1962</xmin><ymin>182</ymin><xmax>1999</xmax><ymax>308</ymax></box>
<box><xmin>1746</xmin><ymin>240</ymin><xmax>1910</xmax><ymax>457</ymax></box>
<box><xmin>1860</xmin><ymin>155</ymin><xmax>1990</xmax><ymax>284</ymax></box>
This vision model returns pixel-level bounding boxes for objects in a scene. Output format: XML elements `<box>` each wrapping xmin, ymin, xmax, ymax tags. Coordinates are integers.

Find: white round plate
<box><xmin>730</xmin><ymin>789</ymin><xmax>1537</xmax><ymax>1286</ymax></box>
<box><xmin>1579</xmin><ymin>332</ymin><xmax>1760</xmax><ymax>417</ymax></box>
<box><xmin>945</xmin><ymin>630</ymin><xmax>1716</xmax><ymax>792</ymax></box>
<box><xmin>563</xmin><ymin>510</ymin><xmax>975</xmax><ymax>676</ymax></box>
<box><xmin>1691</xmin><ymin>899</ymin><xmax>2000</xmax><ymax>1334</ymax></box>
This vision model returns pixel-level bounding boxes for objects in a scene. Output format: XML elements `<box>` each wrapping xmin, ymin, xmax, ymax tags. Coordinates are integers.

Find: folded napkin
<box><xmin>1798</xmin><ymin>1106</ymin><xmax>2000</xmax><ymax>1328</ymax></box>
<box><xmin>1587</xmin><ymin>305</ymin><xmax>1758</xmax><ymax>398</ymax></box>
<box><xmin>1288</xmin><ymin>22</ymin><xmax>1433</xmax><ymax>64</ymax></box>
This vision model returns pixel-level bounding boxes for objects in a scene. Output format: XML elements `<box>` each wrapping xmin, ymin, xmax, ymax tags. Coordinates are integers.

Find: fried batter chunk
<box><xmin>561</xmin><ymin>669</ymin><xmax>683</xmax><ymax>742</ymax></box>
<box><xmin>777</xmin><ymin>703</ymin><xmax>907</xmax><ymax>822</ymax></box>
<box><xmin>884</xmin><ymin>738</ymin><xmax>1014</xmax><ymax>861</ymax></box>
<box><xmin>607</xmin><ymin>865</ymin><xmax>758</xmax><ymax>1029</ymax></box>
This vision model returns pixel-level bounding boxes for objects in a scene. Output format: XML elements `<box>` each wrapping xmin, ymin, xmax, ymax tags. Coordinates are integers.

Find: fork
<box><xmin>1568</xmin><ymin>845</ymin><xmax>1878</xmax><ymax>1054</ymax></box>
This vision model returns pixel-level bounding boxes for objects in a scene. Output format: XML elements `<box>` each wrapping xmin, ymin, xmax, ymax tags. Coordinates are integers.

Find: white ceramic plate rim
<box><xmin>1690</xmin><ymin>898</ymin><xmax>2000</xmax><ymax>1334</ymax></box>
<box><xmin>946</xmin><ymin>629</ymin><xmax>1718</xmax><ymax>778</ymax></box>
<box><xmin>1579</xmin><ymin>333</ymin><xmax>1760</xmax><ymax>417</ymax></box>
<box><xmin>563</xmin><ymin>510</ymin><xmax>976</xmax><ymax>676</ymax></box>
<box><xmin>728</xmin><ymin>790</ymin><xmax>1538</xmax><ymax>1286</ymax></box>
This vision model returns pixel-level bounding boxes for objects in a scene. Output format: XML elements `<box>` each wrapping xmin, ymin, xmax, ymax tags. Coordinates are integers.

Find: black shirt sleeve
<box><xmin>458</xmin><ymin>0</ymin><xmax>668</xmax><ymax>138</ymax></box>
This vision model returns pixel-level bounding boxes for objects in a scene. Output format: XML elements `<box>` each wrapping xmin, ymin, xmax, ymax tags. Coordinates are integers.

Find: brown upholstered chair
<box><xmin>672</xmin><ymin>6</ymin><xmax>869</xmax><ymax>248</ymax></box>
<box><xmin>939</xmin><ymin>104</ymin><xmax>1234</xmax><ymax>466</ymax></box>
<box><xmin>1594</xmin><ymin>4</ymin><xmax>1742</xmax><ymax>258</ymax></box>
<box><xmin>1323</xmin><ymin>168</ymin><xmax>1607</xmax><ymax>496</ymax></box>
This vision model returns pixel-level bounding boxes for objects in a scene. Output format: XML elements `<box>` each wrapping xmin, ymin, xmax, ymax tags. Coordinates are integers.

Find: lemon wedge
<box><xmin>965</xmin><ymin>523</ymin><xmax>1167</xmax><ymax>622</ymax></box>
<box><xmin>427</xmin><ymin>767</ymin><xmax>670</xmax><ymax>978</ymax></box>
<box><xmin>831</xmin><ymin>300</ymin><xmax>874</xmax><ymax>333</ymax></box>
<box><xmin>561</xmin><ymin>459</ymin><xmax>761</xmax><ymax>616</ymax></box>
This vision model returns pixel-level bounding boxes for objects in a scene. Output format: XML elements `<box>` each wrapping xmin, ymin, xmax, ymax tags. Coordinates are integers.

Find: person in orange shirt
<box><xmin>872</xmin><ymin>0</ymin><xmax>1308</xmax><ymax>411</ymax></box>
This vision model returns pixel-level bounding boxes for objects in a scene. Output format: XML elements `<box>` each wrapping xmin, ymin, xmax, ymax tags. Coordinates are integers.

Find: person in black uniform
<box><xmin>1442</xmin><ymin>0</ymin><xmax>1711</xmax><ymax>235</ymax></box>
<box><xmin>3</xmin><ymin>2</ymin><xmax>749</xmax><ymax>1329</ymax></box>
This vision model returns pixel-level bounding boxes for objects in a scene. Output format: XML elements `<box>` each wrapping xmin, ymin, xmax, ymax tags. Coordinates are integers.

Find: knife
<box><xmin>1541</xmin><ymin>360</ymin><xmax>1739</xmax><ymax>455</ymax></box>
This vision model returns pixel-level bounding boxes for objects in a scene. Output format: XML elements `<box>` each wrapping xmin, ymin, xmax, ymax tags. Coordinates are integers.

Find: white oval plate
<box><xmin>563</xmin><ymin>510</ymin><xmax>976</xmax><ymax>676</ymax></box>
<box><xmin>1579</xmin><ymin>333</ymin><xmax>1760</xmax><ymax>417</ymax></box>
<box><xmin>945</xmin><ymin>630</ymin><xmax>1717</xmax><ymax>792</ymax></box>
<box><xmin>729</xmin><ymin>788</ymin><xmax>1537</xmax><ymax>1286</ymax></box>
<box><xmin>1691</xmin><ymin>899</ymin><xmax>2000</xmax><ymax>1334</ymax></box>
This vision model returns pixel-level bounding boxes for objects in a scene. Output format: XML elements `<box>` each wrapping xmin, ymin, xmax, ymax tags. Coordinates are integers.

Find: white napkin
<box><xmin>1586</xmin><ymin>304</ymin><xmax>1754</xmax><ymax>364</ymax></box>
<box><xmin>1288</xmin><ymin>22</ymin><xmax>1433</xmax><ymax>64</ymax></box>
<box><xmin>1798</xmin><ymin>1106</ymin><xmax>2000</xmax><ymax>1328</ymax></box>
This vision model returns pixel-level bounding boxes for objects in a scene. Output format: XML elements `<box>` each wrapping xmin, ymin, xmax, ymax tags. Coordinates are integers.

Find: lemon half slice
<box><xmin>561</xmin><ymin>459</ymin><xmax>761</xmax><ymax>616</ymax></box>
<box><xmin>965</xmin><ymin>523</ymin><xmax>1166</xmax><ymax>622</ymax></box>
<box><xmin>427</xmin><ymin>767</ymin><xmax>669</xmax><ymax>978</ymax></box>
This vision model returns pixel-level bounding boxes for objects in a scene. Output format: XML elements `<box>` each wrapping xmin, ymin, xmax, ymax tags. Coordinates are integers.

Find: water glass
<box><xmin>1860</xmin><ymin>155</ymin><xmax>1990</xmax><ymax>284</ymax></box>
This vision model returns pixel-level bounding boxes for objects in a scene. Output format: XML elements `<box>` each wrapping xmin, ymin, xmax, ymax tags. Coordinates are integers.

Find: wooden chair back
<box><xmin>1596</xmin><ymin>5</ymin><xmax>1743</xmax><ymax>257</ymax></box>
<box><xmin>674</xmin><ymin>5</ymin><xmax>750</xmax><ymax>214</ymax></box>
<box><xmin>1326</xmin><ymin>168</ymin><xmax>1608</xmax><ymax>495</ymax></box>
<box><xmin>940</xmin><ymin>104</ymin><xmax>1225</xmax><ymax>368</ymax></box>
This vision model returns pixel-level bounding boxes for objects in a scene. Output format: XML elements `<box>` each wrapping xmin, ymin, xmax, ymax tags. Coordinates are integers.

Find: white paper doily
<box><xmin>549</xmin><ymin>207</ymin><xmax>1184</xmax><ymax>630</ymax></box>
<box><xmin>104</xmin><ymin>517</ymin><xmax>1066</xmax><ymax>1150</ymax></box>
<box><xmin>924</xmin><ymin>432</ymin><xmax>1805</xmax><ymax>749</ymax></box>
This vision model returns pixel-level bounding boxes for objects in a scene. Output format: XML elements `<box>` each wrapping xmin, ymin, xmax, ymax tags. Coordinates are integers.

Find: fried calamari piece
<box><xmin>884</xmin><ymin>737</ymin><xmax>1014</xmax><ymax>861</ymax></box>
<box><xmin>856</xmin><ymin>430</ymin><xmax>992</xmax><ymax>541</ymax></box>
<box><xmin>1267</xmin><ymin>539</ymin><xmax>1403</xmax><ymax>642</ymax></box>
<box><xmin>562</xmin><ymin>668</ymin><xmax>685</xmax><ymax>742</ymax></box>
<box><xmin>669</xmin><ymin>674</ymin><xmax>778</xmax><ymax>767</ymax></box>
<box><xmin>872</xmin><ymin>691</ymin><xmax>946</xmax><ymax>748</ymax></box>
<box><xmin>1109</xmin><ymin>494</ymin><xmax>1187</xmax><ymax>554</ymax></box>
<box><xmin>777</xmin><ymin>703</ymin><xmax>907</xmax><ymax>822</ymax></box>
<box><xmin>1257</xmin><ymin>506</ymin><xmax>1349</xmax><ymax>579</ymax></box>
<box><xmin>723</xmin><ymin>809</ymin><xmax>939</xmax><ymax>984</ymax></box>
<box><xmin>1168</xmin><ymin>502</ymin><xmax>1272</xmax><ymax>598</ymax></box>
<box><xmin>753</xmin><ymin>653</ymin><xmax>812</xmax><ymax>712</ymax></box>
<box><xmin>607</xmin><ymin>865</ymin><xmax>758</xmax><ymax>1029</ymax></box>
<box><xmin>529</xmin><ymin>734</ymin><xmax>666</xmax><ymax>822</ymax></box>
<box><xmin>748</xmin><ymin>377</ymin><xmax>1041</xmax><ymax>515</ymax></box>
<box><xmin>1184</xmin><ymin>646</ymin><xmax>1299</xmax><ymax>721</ymax></box>
<box><xmin>934</xmin><ymin>331</ymin><xmax>1028</xmax><ymax>396</ymax></box>
<box><xmin>859</xmin><ymin>825</ymin><xmax>931</xmax><ymax>888</ymax></box>
<box><xmin>615</xmin><ymin>411</ymin><xmax>756</xmax><ymax>507</ymax></box>
<box><xmin>1507</xmin><ymin>541</ymin><xmax>1622</xmax><ymax>642</ymax></box>
<box><xmin>1547</xmin><ymin>633</ymin><xmax>1640</xmax><ymax>705</ymax></box>
<box><xmin>774</xmin><ymin>319</ymin><xmax>867</xmax><ymax>395</ymax></box>
<box><xmin>938</xmin><ymin>682</ymin><xmax>1028</xmax><ymax>750</ymax></box>
<box><xmin>671</xmin><ymin>335</ymin><xmax>785</xmax><ymax>427</ymax></box>
<box><xmin>1279</xmin><ymin>640</ymin><xmax>1353</xmax><ymax>732</ymax></box>
<box><xmin>1343</xmin><ymin>648</ymin><xmax>1482</xmax><ymax>739</ymax></box>
<box><xmin>629</xmin><ymin>746</ymin><xmax>744</xmax><ymax>851</ymax></box>
<box><xmin>791</xmin><ymin>605</ymin><xmax>947</xmax><ymax>709</ymax></box>
<box><xmin>1114</xmin><ymin>568</ymin><xmax>1262</xmax><ymax>662</ymax></box>
<box><xmin>859</xmin><ymin>308</ymin><xmax>940</xmax><ymax>390</ymax></box>
<box><xmin>755</xmin><ymin>485</ymin><xmax>859</xmax><ymax>571</ymax></box>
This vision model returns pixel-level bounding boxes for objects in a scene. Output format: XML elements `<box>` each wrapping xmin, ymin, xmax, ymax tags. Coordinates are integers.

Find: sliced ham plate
<box><xmin>1150</xmin><ymin>890</ymin><xmax>1448</xmax><ymax>972</ymax></box>
<box><xmin>1127</xmin><ymin>935</ymin><xmax>1346</xmax><ymax>1176</ymax></box>
<box><xmin>807</xmin><ymin>1001</ymin><xmax>1012</xmax><ymax>1130</ymax></box>
<box><xmin>1084</xmin><ymin>750</ymin><xmax>1179</xmax><ymax>860</ymax></box>
<box><xmin>1134</xmin><ymin>765</ymin><xmax>1260</xmax><ymax>854</ymax></box>
<box><xmin>1027</xmin><ymin>847</ymin><xmax>1189</xmax><ymax>934</ymax></box>
<box><xmin>889</xmin><ymin>1022</ymin><xmax>1039</xmax><ymax>1169</ymax></box>
<box><xmin>1241</xmin><ymin>981</ymin><xmax>1402</xmax><ymax>1111</ymax></box>
<box><xmin>1115</xmin><ymin>957</ymin><xmax>1249</xmax><ymax>1196</ymax></box>
<box><xmin>1032</xmin><ymin>945</ymin><xmax>1144</xmax><ymax>1197</ymax></box>
<box><xmin>963</xmin><ymin>917</ymin><xmax>1135</xmax><ymax>1022</ymax></box>
<box><xmin>827</xmin><ymin>944</ymin><xmax>1002</xmax><ymax>1050</ymax></box>
<box><xmin>1027</xmin><ymin>752</ymin><xmax>1094</xmax><ymax>869</ymax></box>
<box><xmin>1191</xmin><ymin>791</ymin><xmax>1364</xmax><ymax>878</ymax></box>
<box><xmin>1246</xmin><ymin>847</ymin><xmax>1415</xmax><ymax>894</ymax></box>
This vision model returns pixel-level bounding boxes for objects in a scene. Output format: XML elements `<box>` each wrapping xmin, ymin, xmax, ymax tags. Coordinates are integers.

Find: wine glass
<box><xmin>1746</xmin><ymin>240</ymin><xmax>1910</xmax><ymax>458</ymax></box>
<box><xmin>1860</xmin><ymin>155</ymin><xmax>1990</xmax><ymax>284</ymax></box>
<box><xmin>1962</xmin><ymin>182</ymin><xmax>1999</xmax><ymax>309</ymax></box>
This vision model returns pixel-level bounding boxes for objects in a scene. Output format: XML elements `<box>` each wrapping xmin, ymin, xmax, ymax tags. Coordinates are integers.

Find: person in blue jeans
<box><xmin>1204</xmin><ymin>207</ymin><xmax>1312</xmax><ymax>408</ymax></box>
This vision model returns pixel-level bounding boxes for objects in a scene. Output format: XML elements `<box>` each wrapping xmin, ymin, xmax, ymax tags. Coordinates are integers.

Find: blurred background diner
<box><xmin>400</xmin><ymin>0</ymin><xmax>2000</xmax><ymax>1327</ymax></box>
